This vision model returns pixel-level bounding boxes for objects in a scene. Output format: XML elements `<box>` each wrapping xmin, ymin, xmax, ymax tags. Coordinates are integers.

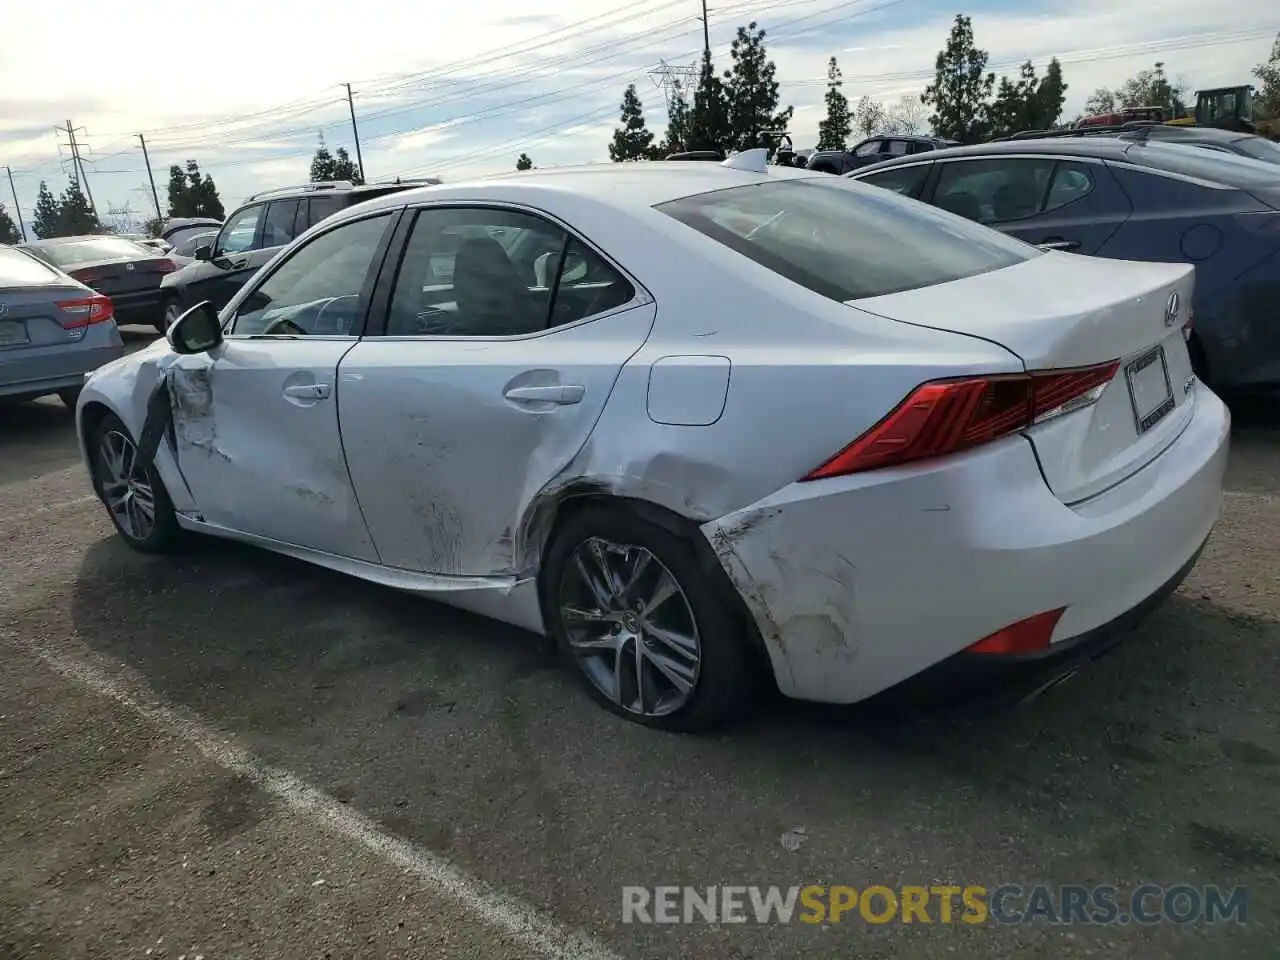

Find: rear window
<box><xmin>1121</xmin><ymin>142</ymin><xmax>1280</xmax><ymax>185</ymax></box>
<box><xmin>655</xmin><ymin>178</ymin><xmax>1040</xmax><ymax>301</ymax></box>
<box><xmin>34</xmin><ymin>237</ymin><xmax>153</xmax><ymax>267</ymax></box>
<box><xmin>0</xmin><ymin>246</ymin><xmax>60</xmax><ymax>285</ymax></box>
<box><xmin>1231</xmin><ymin>137</ymin><xmax>1280</xmax><ymax>165</ymax></box>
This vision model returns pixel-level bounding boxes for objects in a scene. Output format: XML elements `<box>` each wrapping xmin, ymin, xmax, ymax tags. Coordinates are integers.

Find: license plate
<box><xmin>1125</xmin><ymin>346</ymin><xmax>1175</xmax><ymax>433</ymax></box>
<box><xmin>0</xmin><ymin>320</ymin><xmax>29</xmax><ymax>347</ymax></box>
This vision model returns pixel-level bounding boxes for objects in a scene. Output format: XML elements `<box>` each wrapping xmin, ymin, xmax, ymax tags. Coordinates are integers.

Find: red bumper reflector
<box><xmin>964</xmin><ymin>607</ymin><xmax>1066</xmax><ymax>655</ymax></box>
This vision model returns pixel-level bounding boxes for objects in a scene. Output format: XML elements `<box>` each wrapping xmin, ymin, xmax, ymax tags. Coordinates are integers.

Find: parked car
<box><xmin>169</xmin><ymin>229</ymin><xmax>218</xmax><ymax>259</ymax></box>
<box><xmin>158</xmin><ymin>178</ymin><xmax>441</xmax><ymax>330</ymax></box>
<box><xmin>159</xmin><ymin>217</ymin><xmax>223</xmax><ymax>251</ymax></box>
<box><xmin>75</xmin><ymin>157</ymin><xmax>1228</xmax><ymax>731</ymax></box>
<box><xmin>19</xmin><ymin>235</ymin><xmax>178</xmax><ymax>333</ymax></box>
<box><xmin>806</xmin><ymin>135</ymin><xmax>959</xmax><ymax>174</ymax></box>
<box><xmin>1002</xmin><ymin>122</ymin><xmax>1280</xmax><ymax>165</ymax></box>
<box><xmin>848</xmin><ymin>138</ymin><xmax>1280</xmax><ymax>392</ymax></box>
<box><xmin>0</xmin><ymin>245</ymin><xmax>124</xmax><ymax>406</ymax></box>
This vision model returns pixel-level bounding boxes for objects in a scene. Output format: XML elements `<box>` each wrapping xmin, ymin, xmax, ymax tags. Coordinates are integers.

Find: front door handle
<box><xmin>283</xmin><ymin>382</ymin><xmax>331</xmax><ymax>400</ymax></box>
<box><xmin>503</xmin><ymin>384</ymin><xmax>585</xmax><ymax>405</ymax></box>
<box><xmin>1036</xmin><ymin>238</ymin><xmax>1080</xmax><ymax>251</ymax></box>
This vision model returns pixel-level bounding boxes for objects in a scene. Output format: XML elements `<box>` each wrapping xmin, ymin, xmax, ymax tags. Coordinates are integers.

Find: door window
<box><xmin>884</xmin><ymin>140</ymin><xmax>911</xmax><ymax>156</ymax></box>
<box><xmin>306</xmin><ymin>194</ymin><xmax>347</xmax><ymax>230</ymax></box>
<box><xmin>858</xmin><ymin>163</ymin><xmax>931</xmax><ymax>198</ymax></box>
<box><xmin>1042</xmin><ymin>162</ymin><xmax>1096</xmax><ymax>212</ymax></box>
<box><xmin>262</xmin><ymin>199</ymin><xmax>301</xmax><ymax>248</ymax></box>
<box><xmin>384</xmin><ymin>207</ymin><xmax>635</xmax><ymax>337</ymax></box>
<box><xmin>933</xmin><ymin>158</ymin><xmax>1058</xmax><ymax>224</ymax></box>
<box><xmin>853</xmin><ymin>139</ymin><xmax>883</xmax><ymax>157</ymax></box>
<box><xmin>229</xmin><ymin>213</ymin><xmax>393</xmax><ymax>336</ymax></box>
<box><xmin>215</xmin><ymin>204</ymin><xmax>264</xmax><ymax>255</ymax></box>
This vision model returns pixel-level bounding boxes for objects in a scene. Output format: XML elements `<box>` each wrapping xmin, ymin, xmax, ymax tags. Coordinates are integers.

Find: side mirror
<box><xmin>167</xmin><ymin>301</ymin><xmax>223</xmax><ymax>355</ymax></box>
<box><xmin>193</xmin><ymin>244</ymin><xmax>212</xmax><ymax>261</ymax></box>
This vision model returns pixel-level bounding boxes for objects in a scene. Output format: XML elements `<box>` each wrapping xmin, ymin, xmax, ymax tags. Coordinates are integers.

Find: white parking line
<box><xmin>27</xmin><ymin>643</ymin><xmax>622</xmax><ymax>960</ymax></box>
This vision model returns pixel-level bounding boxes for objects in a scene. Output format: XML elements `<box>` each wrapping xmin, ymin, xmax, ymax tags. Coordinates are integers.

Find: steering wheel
<box><xmin>261</xmin><ymin>315</ymin><xmax>308</xmax><ymax>336</ymax></box>
<box><xmin>312</xmin><ymin>295</ymin><xmax>358</xmax><ymax>334</ymax></box>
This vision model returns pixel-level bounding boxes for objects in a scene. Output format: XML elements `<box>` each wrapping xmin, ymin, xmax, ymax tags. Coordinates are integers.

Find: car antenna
<box><xmin>721</xmin><ymin>148</ymin><xmax>770</xmax><ymax>174</ymax></box>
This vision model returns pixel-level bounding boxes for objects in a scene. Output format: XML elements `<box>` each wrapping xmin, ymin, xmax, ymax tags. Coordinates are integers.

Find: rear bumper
<box><xmin>700</xmin><ymin>385</ymin><xmax>1231</xmax><ymax>704</ymax></box>
<box><xmin>108</xmin><ymin>288</ymin><xmax>166</xmax><ymax>325</ymax></box>
<box><xmin>0</xmin><ymin>327</ymin><xmax>125</xmax><ymax>401</ymax></box>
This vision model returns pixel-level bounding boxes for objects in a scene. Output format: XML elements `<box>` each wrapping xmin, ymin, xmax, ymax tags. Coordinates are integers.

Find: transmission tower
<box><xmin>648</xmin><ymin>58</ymin><xmax>698</xmax><ymax>114</ymax></box>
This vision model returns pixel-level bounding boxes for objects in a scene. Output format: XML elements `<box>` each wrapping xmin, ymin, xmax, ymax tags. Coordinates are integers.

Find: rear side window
<box><xmin>656</xmin><ymin>178</ymin><xmax>1039</xmax><ymax>301</ymax></box>
<box><xmin>1</xmin><ymin>247</ymin><xmax>60</xmax><ymax>285</ymax></box>
<box><xmin>262</xmin><ymin>199</ymin><xmax>300</xmax><ymax>247</ymax></box>
<box><xmin>306</xmin><ymin>194</ymin><xmax>347</xmax><ymax>228</ymax></box>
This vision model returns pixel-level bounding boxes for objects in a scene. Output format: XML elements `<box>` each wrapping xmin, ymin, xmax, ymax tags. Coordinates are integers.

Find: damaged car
<box><xmin>74</xmin><ymin>154</ymin><xmax>1230</xmax><ymax>731</ymax></box>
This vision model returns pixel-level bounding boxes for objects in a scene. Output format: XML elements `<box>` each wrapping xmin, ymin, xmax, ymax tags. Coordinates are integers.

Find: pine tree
<box><xmin>688</xmin><ymin>49</ymin><xmax>731</xmax><ymax>154</ymax></box>
<box><xmin>516</xmin><ymin>153</ymin><xmax>533</xmax><ymax>170</ymax></box>
<box><xmin>816</xmin><ymin>57</ymin><xmax>852</xmax><ymax>151</ymax></box>
<box><xmin>722</xmin><ymin>22</ymin><xmax>793</xmax><ymax>152</ymax></box>
<box><xmin>167</xmin><ymin>164</ymin><xmax>189</xmax><ymax>217</ymax></box>
<box><xmin>32</xmin><ymin>181</ymin><xmax>60</xmax><ymax>239</ymax></box>
<box><xmin>609</xmin><ymin>84</ymin><xmax>657</xmax><ymax>161</ymax></box>
<box><xmin>658</xmin><ymin>82</ymin><xmax>691</xmax><ymax>156</ymax></box>
<box><xmin>921</xmin><ymin>14</ymin><xmax>995</xmax><ymax>143</ymax></box>
<box><xmin>57</xmin><ymin>178</ymin><xmax>100</xmax><ymax>235</ymax></box>
<box><xmin>332</xmin><ymin>147</ymin><xmax>363</xmax><ymax>184</ymax></box>
<box><xmin>310</xmin><ymin>134</ymin><xmax>336</xmax><ymax>181</ymax></box>
<box><xmin>0</xmin><ymin>203</ymin><xmax>19</xmax><ymax>244</ymax></box>
<box><xmin>1035</xmin><ymin>58</ymin><xmax>1068</xmax><ymax>129</ymax></box>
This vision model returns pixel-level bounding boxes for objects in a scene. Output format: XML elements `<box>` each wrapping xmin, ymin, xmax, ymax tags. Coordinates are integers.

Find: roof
<box><xmin>358</xmin><ymin>161</ymin><xmax>822</xmax><ymax>213</ymax></box>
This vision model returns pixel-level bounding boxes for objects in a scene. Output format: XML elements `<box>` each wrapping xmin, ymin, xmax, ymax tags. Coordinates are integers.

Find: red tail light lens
<box><xmin>152</xmin><ymin>259</ymin><xmax>177</xmax><ymax>274</ymax></box>
<box><xmin>56</xmin><ymin>295</ymin><xmax>114</xmax><ymax>328</ymax></box>
<box><xmin>965</xmin><ymin>608</ymin><xmax>1066</xmax><ymax>655</ymax></box>
<box><xmin>69</xmin><ymin>268</ymin><xmax>103</xmax><ymax>284</ymax></box>
<box><xmin>801</xmin><ymin>361</ymin><xmax>1119</xmax><ymax>480</ymax></box>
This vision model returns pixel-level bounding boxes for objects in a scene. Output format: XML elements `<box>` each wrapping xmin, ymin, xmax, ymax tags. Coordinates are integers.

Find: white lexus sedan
<box><xmin>75</xmin><ymin>154</ymin><xmax>1230</xmax><ymax>731</ymax></box>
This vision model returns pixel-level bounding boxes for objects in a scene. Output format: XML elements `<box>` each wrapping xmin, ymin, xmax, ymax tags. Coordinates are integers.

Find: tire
<box><xmin>541</xmin><ymin>503</ymin><xmax>756</xmax><ymax>732</ymax></box>
<box><xmin>57</xmin><ymin>387</ymin><xmax>82</xmax><ymax>408</ymax></box>
<box><xmin>88</xmin><ymin>411</ymin><xmax>182</xmax><ymax>553</ymax></box>
<box><xmin>157</xmin><ymin>298</ymin><xmax>182</xmax><ymax>334</ymax></box>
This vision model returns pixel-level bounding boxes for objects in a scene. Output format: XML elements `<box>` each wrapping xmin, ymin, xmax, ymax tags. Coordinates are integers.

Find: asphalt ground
<box><xmin>1</xmin><ymin>326</ymin><xmax>1277</xmax><ymax>959</ymax></box>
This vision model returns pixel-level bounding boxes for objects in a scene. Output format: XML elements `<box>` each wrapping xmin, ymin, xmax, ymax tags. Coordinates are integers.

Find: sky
<box><xmin>1</xmin><ymin>0</ymin><xmax>1275</xmax><ymax>232</ymax></box>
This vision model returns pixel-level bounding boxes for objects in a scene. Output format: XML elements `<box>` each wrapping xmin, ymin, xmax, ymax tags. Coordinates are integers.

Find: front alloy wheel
<box><xmin>558</xmin><ymin>538</ymin><xmax>702</xmax><ymax>718</ymax></box>
<box><xmin>97</xmin><ymin>428</ymin><xmax>157</xmax><ymax>543</ymax></box>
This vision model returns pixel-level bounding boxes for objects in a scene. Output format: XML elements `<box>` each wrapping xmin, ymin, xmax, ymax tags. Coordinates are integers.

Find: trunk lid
<box><xmin>853</xmin><ymin>252</ymin><xmax>1197</xmax><ymax>504</ymax></box>
<box><xmin>0</xmin><ymin>283</ymin><xmax>99</xmax><ymax>350</ymax></box>
<box><xmin>67</xmin><ymin>256</ymin><xmax>175</xmax><ymax>296</ymax></box>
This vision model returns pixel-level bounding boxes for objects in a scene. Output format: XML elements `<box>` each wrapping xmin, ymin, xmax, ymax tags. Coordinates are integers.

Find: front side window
<box><xmin>657</xmin><ymin>178</ymin><xmax>1039</xmax><ymax>302</ymax></box>
<box><xmin>854</xmin><ymin>139</ymin><xmax>883</xmax><ymax>157</ymax></box>
<box><xmin>215</xmin><ymin>204</ymin><xmax>263</xmax><ymax>256</ymax></box>
<box><xmin>230</xmin><ymin>214</ymin><xmax>392</xmax><ymax>336</ymax></box>
<box><xmin>859</xmin><ymin>163</ymin><xmax>931</xmax><ymax>198</ymax></box>
<box><xmin>385</xmin><ymin>207</ymin><xmax>634</xmax><ymax>337</ymax></box>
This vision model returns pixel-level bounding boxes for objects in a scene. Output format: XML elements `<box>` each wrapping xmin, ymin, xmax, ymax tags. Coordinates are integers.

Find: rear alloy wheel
<box><xmin>90</xmin><ymin>412</ymin><xmax>181</xmax><ymax>553</ymax></box>
<box><xmin>543</xmin><ymin>505</ymin><xmax>755</xmax><ymax>731</ymax></box>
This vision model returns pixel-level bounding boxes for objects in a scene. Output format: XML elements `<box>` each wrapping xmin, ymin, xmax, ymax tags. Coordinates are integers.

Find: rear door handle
<box><xmin>503</xmin><ymin>384</ymin><xmax>585</xmax><ymax>405</ymax></box>
<box><xmin>1036</xmin><ymin>239</ymin><xmax>1080</xmax><ymax>251</ymax></box>
<box><xmin>283</xmin><ymin>383</ymin><xmax>330</xmax><ymax>400</ymax></box>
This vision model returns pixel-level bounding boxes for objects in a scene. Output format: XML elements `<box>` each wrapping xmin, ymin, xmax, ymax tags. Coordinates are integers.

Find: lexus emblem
<box><xmin>1164</xmin><ymin>291</ymin><xmax>1180</xmax><ymax>327</ymax></box>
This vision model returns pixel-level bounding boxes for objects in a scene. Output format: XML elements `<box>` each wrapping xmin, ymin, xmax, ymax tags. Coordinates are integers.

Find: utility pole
<box><xmin>138</xmin><ymin>133</ymin><xmax>163</xmax><ymax>225</ymax></box>
<box><xmin>344</xmin><ymin>83</ymin><xmax>367</xmax><ymax>182</ymax></box>
<box><xmin>3</xmin><ymin>165</ymin><xmax>27</xmax><ymax>241</ymax></box>
<box><xmin>64</xmin><ymin>120</ymin><xmax>98</xmax><ymax>218</ymax></box>
<box><xmin>698</xmin><ymin>0</ymin><xmax>710</xmax><ymax>59</ymax></box>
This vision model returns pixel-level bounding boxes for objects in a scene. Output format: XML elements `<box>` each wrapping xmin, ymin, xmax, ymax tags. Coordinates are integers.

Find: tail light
<box><xmin>56</xmin><ymin>295</ymin><xmax>114</xmax><ymax>329</ymax></box>
<box><xmin>801</xmin><ymin>360</ymin><xmax>1119</xmax><ymax>480</ymax></box>
<box><xmin>965</xmin><ymin>608</ymin><xmax>1066</xmax><ymax>654</ymax></box>
<box><xmin>69</xmin><ymin>268</ymin><xmax>103</xmax><ymax>284</ymax></box>
<box><xmin>152</xmin><ymin>259</ymin><xmax>177</xmax><ymax>274</ymax></box>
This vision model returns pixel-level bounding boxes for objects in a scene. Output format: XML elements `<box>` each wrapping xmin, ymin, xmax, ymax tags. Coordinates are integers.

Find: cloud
<box><xmin>1</xmin><ymin>0</ymin><xmax>1272</xmax><ymax>217</ymax></box>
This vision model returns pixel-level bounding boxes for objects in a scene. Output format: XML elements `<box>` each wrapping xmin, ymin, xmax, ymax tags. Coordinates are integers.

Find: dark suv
<box><xmin>158</xmin><ymin>178</ymin><xmax>440</xmax><ymax>328</ymax></box>
<box><xmin>805</xmin><ymin>135</ymin><xmax>958</xmax><ymax>175</ymax></box>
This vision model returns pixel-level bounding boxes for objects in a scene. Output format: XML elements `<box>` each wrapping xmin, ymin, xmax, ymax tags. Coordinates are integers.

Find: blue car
<box><xmin>847</xmin><ymin>138</ymin><xmax>1280</xmax><ymax>392</ymax></box>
